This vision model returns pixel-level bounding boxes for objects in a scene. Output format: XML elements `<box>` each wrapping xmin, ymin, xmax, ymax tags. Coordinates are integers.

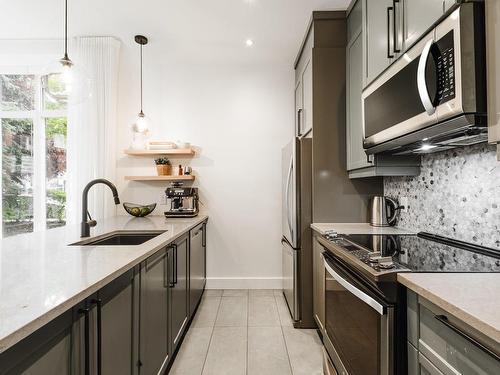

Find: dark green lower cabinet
<box><xmin>170</xmin><ymin>233</ymin><xmax>189</xmax><ymax>353</ymax></box>
<box><xmin>189</xmin><ymin>222</ymin><xmax>206</xmax><ymax>318</ymax></box>
<box><xmin>97</xmin><ymin>269</ymin><xmax>139</xmax><ymax>375</ymax></box>
<box><xmin>140</xmin><ymin>248</ymin><xmax>171</xmax><ymax>375</ymax></box>
<box><xmin>0</xmin><ymin>311</ymin><xmax>73</xmax><ymax>375</ymax></box>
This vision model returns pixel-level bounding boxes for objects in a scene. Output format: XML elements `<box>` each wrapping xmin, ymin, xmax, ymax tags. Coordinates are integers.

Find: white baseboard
<box><xmin>206</xmin><ymin>277</ymin><xmax>282</xmax><ymax>289</ymax></box>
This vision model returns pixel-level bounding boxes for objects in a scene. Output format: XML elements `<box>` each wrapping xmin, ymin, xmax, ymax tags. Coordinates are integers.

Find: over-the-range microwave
<box><xmin>362</xmin><ymin>2</ymin><xmax>486</xmax><ymax>155</ymax></box>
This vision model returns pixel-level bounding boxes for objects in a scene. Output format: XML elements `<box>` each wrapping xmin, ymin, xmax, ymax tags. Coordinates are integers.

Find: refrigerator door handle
<box><xmin>285</xmin><ymin>156</ymin><xmax>294</xmax><ymax>240</ymax></box>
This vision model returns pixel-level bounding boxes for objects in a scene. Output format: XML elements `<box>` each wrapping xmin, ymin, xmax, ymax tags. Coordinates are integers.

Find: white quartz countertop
<box><xmin>0</xmin><ymin>214</ymin><xmax>208</xmax><ymax>354</ymax></box>
<box><xmin>311</xmin><ymin>222</ymin><xmax>415</xmax><ymax>235</ymax></box>
<box><xmin>398</xmin><ymin>273</ymin><xmax>500</xmax><ymax>346</ymax></box>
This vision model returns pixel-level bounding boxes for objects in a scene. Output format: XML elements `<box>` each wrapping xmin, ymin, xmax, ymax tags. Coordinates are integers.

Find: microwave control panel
<box><xmin>435</xmin><ymin>31</ymin><xmax>456</xmax><ymax>104</ymax></box>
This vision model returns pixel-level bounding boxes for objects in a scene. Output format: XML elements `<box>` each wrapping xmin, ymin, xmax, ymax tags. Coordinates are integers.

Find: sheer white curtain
<box><xmin>66</xmin><ymin>37</ymin><xmax>121</xmax><ymax>225</ymax></box>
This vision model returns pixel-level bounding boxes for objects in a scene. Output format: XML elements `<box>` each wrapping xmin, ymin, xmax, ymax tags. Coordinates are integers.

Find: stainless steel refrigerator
<box><xmin>281</xmin><ymin>137</ymin><xmax>314</xmax><ymax>328</ymax></box>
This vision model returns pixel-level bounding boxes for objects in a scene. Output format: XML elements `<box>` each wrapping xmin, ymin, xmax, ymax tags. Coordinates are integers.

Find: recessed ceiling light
<box><xmin>419</xmin><ymin>143</ymin><xmax>437</xmax><ymax>151</ymax></box>
<box><xmin>245</xmin><ymin>39</ymin><xmax>254</xmax><ymax>47</ymax></box>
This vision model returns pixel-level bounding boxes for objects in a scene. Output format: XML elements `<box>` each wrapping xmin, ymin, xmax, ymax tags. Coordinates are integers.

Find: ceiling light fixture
<box><xmin>245</xmin><ymin>39</ymin><xmax>254</xmax><ymax>47</ymax></box>
<box><xmin>134</xmin><ymin>35</ymin><xmax>149</xmax><ymax>133</ymax></box>
<box><xmin>44</xmin><ymin>0</ymin><xmax>92</xmax><ymax>104</ymax></box>
<box><xmin>419</xmin><ymin>143</ymin><xmax>437</xmax><ymax>151</ymax></box>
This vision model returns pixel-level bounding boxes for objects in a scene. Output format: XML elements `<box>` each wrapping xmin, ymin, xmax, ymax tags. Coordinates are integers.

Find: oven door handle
<box><xmin>324</xmin><ymin>260</ymin><xmax>386</xmax><ymax>315</ymax></box>
<box><xmin>417</xmin><ymin>38</ymin><xmax>436</xmax><ymax>116</ymax></box>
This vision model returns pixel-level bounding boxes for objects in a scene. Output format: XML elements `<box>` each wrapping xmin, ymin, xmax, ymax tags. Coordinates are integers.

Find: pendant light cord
<box><xmin>140</xmin><ymin>44</ymin><xmax>143</xmax><ymax>114</ymax></box>
<box><xmin>64</xmin><ymin>0</ymin><xmax>68</xmax><ymax>59</ymax></box>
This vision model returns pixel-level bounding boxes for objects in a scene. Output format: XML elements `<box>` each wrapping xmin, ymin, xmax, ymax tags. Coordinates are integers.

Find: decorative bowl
<box><xmin>123</xmin><ymin>202</ymin><xmax>157</xmax><ymax>217</ymax></box>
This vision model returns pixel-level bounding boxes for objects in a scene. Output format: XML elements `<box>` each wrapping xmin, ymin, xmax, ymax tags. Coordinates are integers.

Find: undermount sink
<box><xmin>71</xmin><ymin>230</ymin><xmax>166</xmax><ymax>246</ymax></box>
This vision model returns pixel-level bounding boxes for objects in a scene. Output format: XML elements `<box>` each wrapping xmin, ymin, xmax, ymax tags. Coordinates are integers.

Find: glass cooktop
<box><xmin>344</xmin><ymin>233</ymin><xmax>500</xmax><ymax>273</ymax></box>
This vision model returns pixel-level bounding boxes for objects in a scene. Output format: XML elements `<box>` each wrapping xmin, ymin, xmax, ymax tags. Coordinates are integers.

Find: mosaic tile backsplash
<box><xmin>384</xmin><ymin>143</ymin><xmax>500</xmax><ymax>249</ymax></box>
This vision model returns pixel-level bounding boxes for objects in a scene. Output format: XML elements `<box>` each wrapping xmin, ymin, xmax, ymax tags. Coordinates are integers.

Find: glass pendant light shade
<box><xmin>43</xmin><ymin>0</ymin><xmax>92</xmax><ymax>105</ymax></box>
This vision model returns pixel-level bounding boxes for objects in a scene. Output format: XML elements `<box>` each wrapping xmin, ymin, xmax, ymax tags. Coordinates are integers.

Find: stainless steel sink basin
<box><xmin>71</xmin><ymin>230</ymin><xmax>166</xmax><ymax>246</ymax></box>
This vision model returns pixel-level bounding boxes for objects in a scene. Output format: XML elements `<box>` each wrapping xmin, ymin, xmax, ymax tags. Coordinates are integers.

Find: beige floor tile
<box><xmin>248</xmin><ymin>296</ymin><xmax>281</xmax><ymax>327</ymax></box>
<box><xmin>204</xmin><ymin>289</ymin><xmax>223</xmax><ymax>297</ymax></box>
<box><xmin>192</xmin><ymin>297</ymin><xmax>221</xmax><ymax>328</ymax></box>
<box><xmin>282</xmin><ymin>327</ymin><xmax>323</xmax><ymax>375</ymax></box>
<box><xmin>247</xmin><ymin>327</ymin><xmax>292</xmax><ymax>375</ymax></box>
<box><xmin>215</xmin><ymin>296</ymin><xmax>248</xmax><ymax>327</ymax></box>
<box><xmin>202</xmin><ymin>327</ymin><xmax>247</xmax><ymax>375</ymax></box>
<box><xmin>222</xmin><ymin>289</ymin><xmax>248</xmax><ymax>297</ymax></box>
<box><xmin>275</xmin><ymin>295</ymin><xmax>294</xmax><ymax>327</ymax></box>
<box><xmin>249</xmin><ymin>289</ymin><xmax>275</xmax><ymax>297</ymax></box>
<box><xmin>170</xmin><ymin>327</ymin><xmax>213</xmax><ymax>375</ymax></box>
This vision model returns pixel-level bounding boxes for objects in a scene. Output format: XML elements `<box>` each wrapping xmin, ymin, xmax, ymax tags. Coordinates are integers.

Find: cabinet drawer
<box><xmin>419</xmin><ymin>304</ymin><xmax>500</xmax><ymax>374</ymax></box>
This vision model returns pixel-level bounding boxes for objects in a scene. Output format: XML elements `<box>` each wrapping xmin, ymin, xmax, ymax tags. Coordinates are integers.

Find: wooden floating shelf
<box><xmin>124</xmin><ymin>148</ymin><xmax>195</xmax><ymax>156</ymax></box>
<box><xmin>125</xmin><ymin>175</ymin><xmax>196</xmax><ymax>182</ymax></box>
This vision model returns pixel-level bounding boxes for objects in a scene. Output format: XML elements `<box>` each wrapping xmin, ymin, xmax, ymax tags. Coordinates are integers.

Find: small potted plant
<box><xmin>154</xmin><ymin>157</ymin><xmax>172</xmax><ymax>176</ymax></box>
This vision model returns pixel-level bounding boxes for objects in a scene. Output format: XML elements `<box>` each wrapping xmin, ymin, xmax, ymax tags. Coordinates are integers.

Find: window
<box><xmin>0</xmin><ymin>73</ymin><xmax>67</xmax><ymax>238</ymax></box>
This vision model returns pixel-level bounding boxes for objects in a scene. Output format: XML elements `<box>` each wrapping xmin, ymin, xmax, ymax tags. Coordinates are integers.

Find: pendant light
<box><xmin>134</xmin><ymin>35</ymin><xmax>149</xmax><ymax>133</ymax></box>
<box><xmin>44</xmin><ymin>0</ymin><xmax>92</xmax><ymax>104</ymax></box>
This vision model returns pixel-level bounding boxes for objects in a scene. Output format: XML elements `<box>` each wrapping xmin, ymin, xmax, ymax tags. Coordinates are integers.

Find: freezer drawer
<box><xmin>282</xmin><ymin>239</ymin><xmax>299</xmax><ymax>321</ymax></box>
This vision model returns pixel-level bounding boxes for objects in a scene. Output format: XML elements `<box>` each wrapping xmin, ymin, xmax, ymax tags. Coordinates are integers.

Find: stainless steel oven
<box><xmin>362</xmin><ymin>2</ymin><xmax>486</xmax><ymax>155</ymax></box>
<box><xmin>323</xmin><ymin>254</ymin><xmax>394</xmax><ymax>375</ymax></box>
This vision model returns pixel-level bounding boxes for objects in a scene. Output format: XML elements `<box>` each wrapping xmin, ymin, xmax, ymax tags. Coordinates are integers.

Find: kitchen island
<box><xmin>0</xmin><ymin>214</ymin><xmax>208</xmax><ymax>374</ymax></box>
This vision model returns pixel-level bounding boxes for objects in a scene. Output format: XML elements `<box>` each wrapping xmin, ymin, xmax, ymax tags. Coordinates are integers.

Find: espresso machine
<box><xmin>164</xmin><ymin>183</ymin><xmax>199</xmax><ymax>218</ymax></box>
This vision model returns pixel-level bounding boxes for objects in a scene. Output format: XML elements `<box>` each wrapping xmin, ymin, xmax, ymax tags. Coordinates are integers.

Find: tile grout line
<box><xmin>200</xmin><ymin>294</ymin><xmax>223</xmax><ymax>375</ymax></box>
<box><xmin>246</xmin><ymin>289</ymin><xmax>249</xmax><ymax>375</ymax></box>
<box><xmin>275</xmin><ymin>294</ymin><xmax>294</xmax><ymax>375</ymax></box>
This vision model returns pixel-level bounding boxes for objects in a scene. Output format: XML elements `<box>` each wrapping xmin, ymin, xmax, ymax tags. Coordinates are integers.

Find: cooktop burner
<box><xmin>342</xmin><ymin>233</ymin><xmax>500</xmax><ymax>273</ymax></box>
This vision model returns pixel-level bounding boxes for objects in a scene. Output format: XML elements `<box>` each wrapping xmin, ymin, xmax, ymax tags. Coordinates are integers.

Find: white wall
<box><xmin>116</xmin><ymin>58</ymin><xmax>293</xmax><ymax>288</ymax></box>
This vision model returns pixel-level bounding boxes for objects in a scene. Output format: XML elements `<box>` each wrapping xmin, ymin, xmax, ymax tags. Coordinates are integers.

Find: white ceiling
<box><xmin>0</xmin><ymin>0</ymin><xmax>350</xmax><ymax>64</ymax></box>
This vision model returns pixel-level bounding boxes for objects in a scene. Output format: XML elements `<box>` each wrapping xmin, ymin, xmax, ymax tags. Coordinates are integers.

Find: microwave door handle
<box><xmin>417</xmin><ymin>39</ymin><xmax>436</xmax><ymax>115</ymax></box>
<box><xmin>324</xmin><ymin>260</ymin><xmax>386</xmax><ymax>315</ymax></box>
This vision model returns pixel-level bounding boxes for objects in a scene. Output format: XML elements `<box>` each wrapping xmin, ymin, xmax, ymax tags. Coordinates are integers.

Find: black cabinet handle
<box><xmin>393</xmin><ymin>0</ymin><xmax>401</xmax><ymax>53</ymax></box>
<box><xmin>91</xmin><ymin>299</ymin><xmax>103</xmax><ymax>375</ymax></box>
<box><xmin>387</xmin><ymin>7</ymin><xmax>394</xmax><ymax>58</ymax></box>
<box><xmin>297</xmin><ymin>108</ymin><xmax>303</xmax><ymax>136</ymax></box>
<box><xmin>435</xmin><ymin>315</ymin><xmax>500</xmax><ymax>361</ymax></box>
<box><xmin>173</xmin><ymin>244</ymin><xmax>178</xmax><ymax>285</ymax></box>
<box><xmin>202</xmin><ymin>223</ymin><xmax>206</xmax><ymax>247</ymax></box>
<box><xmin>78</xmin><ymin>307</ymin><xmax>91</xmax><ymax>375</ymax></box>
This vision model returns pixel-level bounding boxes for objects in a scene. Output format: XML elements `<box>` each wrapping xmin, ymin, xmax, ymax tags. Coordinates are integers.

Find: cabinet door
<box><xmin>98</xmin><ymin>269</ymin><xmax>138</xmax><ymax>375</ymax></box>
<box><xmin>312</xmin><ymin>236</ymin><xmax>325</xmax><ymax>331</ymax></box>
<box><xmin>301</xmin><ymin>59</ymin><xmax>313</xmax><ymax>136</ymax></box>
<box><xmin>140</xmin><ymin>250</ymin><xmax>170</xmax><ymax>375</ymax></box>
<box><xmin>347</xmin><ymin>29</ymin><xmax>371</xmax><ymax>171</ymax></box>
<box><xmin>404</xmin><ymin>0</ymin><xmax>444</xmax><ymax>49</ymax></box>
<box><xmin>170</xmin><ymin>234</ymin><xmax>189</xmax><ymax>352</ymax></box>
<box><xmin>366</xmin><ymin>0</ymin><xmax>394</xmax><ymax>84</ymax></box>
<box><xmin>0</xmin><ymin>311</ymin><xmax>73</xmax><ymax>375</ymax></box>
<box><xmin>189</xmin><ymin>223</ymin><xmax>206</xmax><ymax>317</ymax></box>
<box><xmin>295</xmin><ymin>80</ymin><xmax>303</xmax><ymax>137</ymax></box>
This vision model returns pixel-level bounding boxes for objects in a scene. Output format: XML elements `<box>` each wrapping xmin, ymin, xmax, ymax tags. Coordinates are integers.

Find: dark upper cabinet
<box><xmin>365</xmin><ymin>0</ymin><xmax>395</xmax><ymax>84</ymax></box>
<box><xmin>189</xmin><ymin>222</ymin><xmax>206</xmax><ymax>317</ymax></box>
<box><xmin>364</xmin><ymin>0</ymin><xmax>449</xmax><ymax>88</ymax></box>
<box><xmin>170</xmin><ymin>233</ymin><xmax>189</xmax><ymax>353</ymax></box>
<box><xmin>347</xmin><ymin>0</ymin><xmax>421</xmax><ymax>178</ymax></box>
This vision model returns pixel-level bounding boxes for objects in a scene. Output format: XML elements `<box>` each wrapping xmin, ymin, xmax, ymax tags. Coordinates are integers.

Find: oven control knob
<box><xmin>377</xmin><ymin>257</ymin><xmax>395</xmax><ymax>269</ymax></box>
<box><xmin>368</xmin><ymin>251</ymin><xmax>382</xmax><ymax>263</ymax></box>
<box><xmin>324</xmin><ymin>231</ymin><xmax>338</xmax><ymax>240</ymax></box>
